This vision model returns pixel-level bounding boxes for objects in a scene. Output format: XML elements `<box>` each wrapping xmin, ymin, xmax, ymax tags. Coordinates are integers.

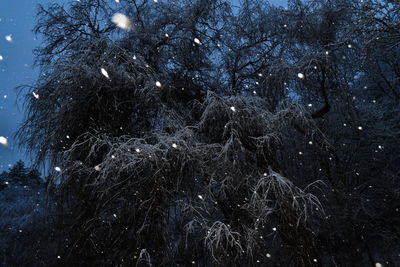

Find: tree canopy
<box><xmin>16</xmin><ymin>0</ymin><xmax>400</xmax><ymax>266</ymax></box>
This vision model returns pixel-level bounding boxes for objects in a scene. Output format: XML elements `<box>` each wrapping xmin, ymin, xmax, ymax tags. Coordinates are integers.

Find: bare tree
<box><xmin>15</xmin><ymin>0</ymin><xmax>400</xmax><ymax>266</ymax></box>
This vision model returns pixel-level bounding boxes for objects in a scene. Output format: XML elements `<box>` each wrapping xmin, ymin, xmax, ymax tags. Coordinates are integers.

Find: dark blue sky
<box><xmin>0</xmin><ymin>0</ymin><xmax>48</xmax><ymax>171</ymax></box>
<box><xmin>0</xmin><ymin>0</ymin><xmax>286</xmax><ymax>171</ymax></box>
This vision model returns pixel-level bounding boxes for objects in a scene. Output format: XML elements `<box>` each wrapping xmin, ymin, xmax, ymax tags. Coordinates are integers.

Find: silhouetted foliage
<box><xmin>0</xmin><ymin>160</ymin><xmax>41</xmax><ymax>188</ymax></box>
<box><xmin>13</xmin><ymin>0</ymin><xmax>400</xmax><ymax>266</ymax></box>
<box><xmin>0</xmin><ymin>161</ymin><xmax>59</xmax><ymax>267</ymax></box>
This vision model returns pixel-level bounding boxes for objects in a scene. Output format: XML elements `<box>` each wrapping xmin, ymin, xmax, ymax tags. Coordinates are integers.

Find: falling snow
<box><xmin>32</xmin><ymin>92</ymin><xmax>39</xmax><ymax>99</ymax></box>
<box><xmin>194</xmin><ymin>38</ymin><xmax>202</xmax><ymax>45</ymax></box>
<box><xmin>5</xmin><ymin>34</ymin><xmax>13</xmax><ymax>42</ymax></box>
<box><xmin>112</xmin><ymin>13</ymin><xmax>133</xmax><ymax>30</ymax></box>
<box><xmin>101</xmin><ymin>68</ymin><xmax>110</xmax><ymax>79</ymax></box>
<box><xmin>0</xmin><ymin>136</ymin><xmax>8</xmax><ymax>146</ymax></box>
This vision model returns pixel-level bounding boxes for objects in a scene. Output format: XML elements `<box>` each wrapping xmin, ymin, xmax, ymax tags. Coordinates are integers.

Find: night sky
<box><xmin>0</xmin><ymin>0</ymin><xmax>286</xmax><ymax>171</ymax></box>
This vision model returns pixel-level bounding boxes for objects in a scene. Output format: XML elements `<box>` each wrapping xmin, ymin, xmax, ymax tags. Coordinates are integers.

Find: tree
<box><xmin>0</xmin><ymin>160</ymin><xmax>41</xmax><ymax>187</ymax></box>
<box><xmin>17</xmin><ymin>0</ymin><xmax>400</xmax><ymax>266</ymax></box>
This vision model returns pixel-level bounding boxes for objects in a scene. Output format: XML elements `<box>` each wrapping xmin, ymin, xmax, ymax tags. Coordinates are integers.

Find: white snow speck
<box><xmin>135</xmin><ymin>148</ymin><xmax>141</xmax><ymax>153</ymax></box>
<box><xmin>198</xmin><ymin>195</ymin><xmax>204</xmax><ymax>200</ymax></box>
<box><xmin>0</xmin><ymin>136</ymin><xmax>8</xmax><ymax>146</ymax></box>
<box><xmin>115</xmin><ymin>0</ymin><xmax>120</xmax><ymax>3</ymax></box>
<box><xmin>155</xmin><ymin>81</ymin><xmax>162</xmax><ymax>87</ymax></box>
<box><xmin>32</xmin><ymin>92</ymin><xmax>39</xmax><ymax>99</ymax></box>
<box><xmin>112</xmin><ymin>13</ymin><xmax>132</xmax><ymax>30</ymax></box>
<box><xmin>172</xmin><ymin>143</ymin><xmax>178</xmax><ymax>149</ymax></box>
<box><xmin>54</xmin><ymin>166</ymin><xmax>61</xmax><ymax>172</ymax></box>
<box><xmin>101</xmin><ymin>68</ymin><xmax>110</xmax><ymax>79</ymax></box>
<box><xmin>375</xmin><ymin>263</ymin><xmax>383</xmax><ymax>267</ymax></box>
<box><xmin>5</xmin><ymin>35</ymin><xmax>12</xmax><ymax>42</ymax></box>
<box><xmin>297</xmin><ymin>73</ymin><xmax>305</xmax><ymax>79</ymax></box>
<box><xmin>266</xmin><ymin>253</ymin><xmax>271</xmax><ymax>258</ymax></box>
<box><xmin>194</xmin><ymin>38</ymin><xmax>202</xmax><ymax>45</ymax></box>
<box><xmin>3</xmin><ymin>95</ymin><xmax>7</xmax><ymax>99</ymax></box>
<box><xmin>0</xmin><ymin>55</ymin><xmax>3</xmax><ymax>61</ymax></box>
<box><xmin>357</xmin><ymin>126</ymin><xmax>363</xmax><ymax>131</ymax></box>
<box><xmin>94</xmin><ymin>165</ymin><xmax>101</xmax><ymax>171</ymax></box>
<box><xmin>230</xmin><ymin>106</ymin><xmax>236</xmax><ymax>112</ymax></box>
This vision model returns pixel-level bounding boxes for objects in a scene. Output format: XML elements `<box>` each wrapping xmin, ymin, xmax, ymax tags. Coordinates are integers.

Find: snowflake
<box><xmin>5</xmin><ymin>35</ymin><xmax>12</xmax><ymax>42</ymax></box>
<box><xmin>0</xmin><ymin>136</ymin><xmax>8</xmax><ymax>146</ymax></box>
<box><xmin>101</xmin><ymin>68</ymin><xmax>110</xmax><ymax>79</ymax></box>
<box><xmin>297</xmin><ymin>73</ymin><xmax>305</xmax><ymax>79</ymax></box>
<box><xmin>194</xmin><ymin>38</ymin><xmax>202</xmax><ymax>45</ymax></box>
<box><xmin>112</xmin><ymin>13</ymin><xmax>132</xmax><ymax>30</ymax></box>
<box><xmin>155</xmin><ymin>81</ymin><xmax>162</xmax><ymax>87</ymax></box>
<box><xmin>54</xmin><ymin>166</ymin><xmax>62</xmax><ymax>172</ymax></box>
